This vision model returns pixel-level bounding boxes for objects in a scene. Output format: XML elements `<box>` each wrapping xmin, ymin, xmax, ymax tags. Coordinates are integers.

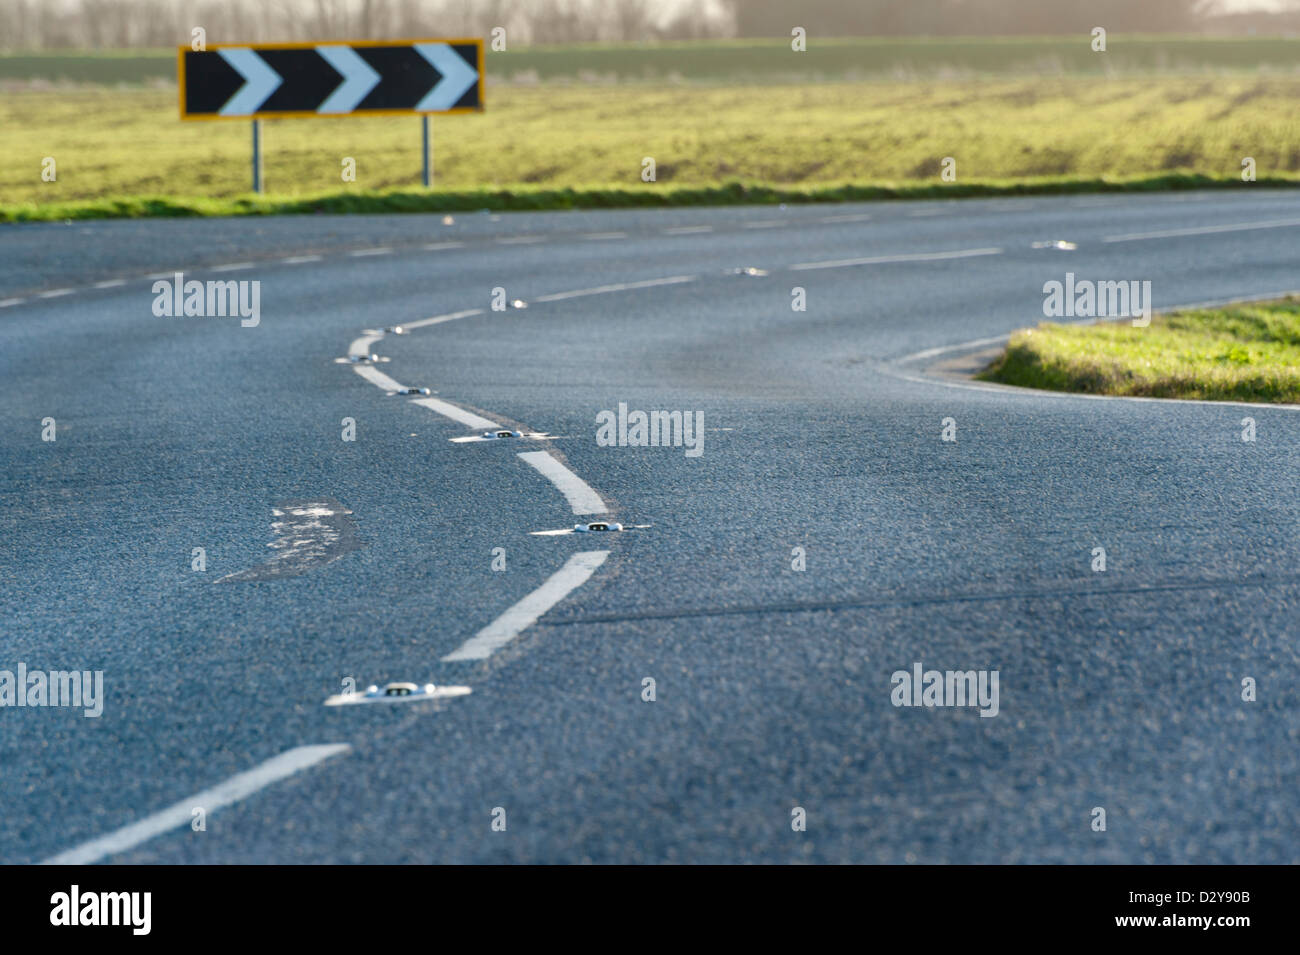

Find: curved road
<box><xmin>2</xmin><ymin>191</ymin><xmax>1299</xmax><ymax>863</ymax></box>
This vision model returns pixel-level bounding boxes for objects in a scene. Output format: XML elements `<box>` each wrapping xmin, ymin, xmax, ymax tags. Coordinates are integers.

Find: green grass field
<box><xmin>980</xmin><ymin>298</ymin><xmax>1300</xmax><ymax>403</ymax></box>
<box><xmin>4</xmin><ymin>38</ymin><xmax>1300</xmax><ymax>220</ymax></box>
<box><xmin>4</xmin><ymin>74</ymin><xmax>1298</xmax><ymax>219</ymax></box>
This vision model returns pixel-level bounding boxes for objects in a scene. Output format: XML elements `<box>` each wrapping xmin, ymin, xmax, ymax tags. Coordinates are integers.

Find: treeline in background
<box><xmin>6</xmin><ymin>0</ymin><xmax>1300</xmax><ymax>51</ymax></box>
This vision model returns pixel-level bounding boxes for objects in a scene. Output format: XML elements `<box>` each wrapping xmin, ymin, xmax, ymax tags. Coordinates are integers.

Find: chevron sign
<box><xmin>179</xmin><ymin>39</ymin><xmax>483</xmax><ymax>120</ymax></box>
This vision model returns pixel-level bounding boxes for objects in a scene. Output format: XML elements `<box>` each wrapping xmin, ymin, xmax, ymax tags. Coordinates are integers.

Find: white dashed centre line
<box><xmin>348</xmin><ymin>334</ymin><xmax>383</xmax><ymax>359</ymax></box>
<box><xmin>281</xmin><ymin>255</ymin><xmax>323</xmax><ymax>265</ymax></box>
<box><xmin>41</xmin><ymin>744</ymin><xmax>351</xmax><ymax>865</ymax></box>
<box><xmin>353</xmin><ymin>365</ymin><xmax>406</xmax><ymax>392</ymax></box>
<box><xmin>517</xmin><ymin>450</ymin><xmax>608</xmax><ymax>515</ymax></box>
<box><xmin>409</xmin><ymin>396</ymin><xmax>500</xmax><ymax>431</ymax></box>
<box><xmin>210</xmin><ymin>262</ymin><xmax>254</xmax><ymax>272</ymax></box>
<box><xmin>348</xmin><ymin>248</ymin><xmax>393</xmax><ymax>257</ymax></box>
<box><xmin>404</xmin><ymin>307</ymin><xmax>483</xmax><ymax>330</ymax></box>
<box><xmin>663</xmin><ymin>225</ymin><xmax>713</xmax><ymax>235</ymax></box>
<box><xmin>441</xmin><ymin>551</ymin><xmax>611</xmax><ymax>662</ymax></box>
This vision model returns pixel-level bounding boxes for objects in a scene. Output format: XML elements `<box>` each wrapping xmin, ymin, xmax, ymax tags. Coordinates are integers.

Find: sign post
<box><xmin>251</xmin><ymin>119</ymin><xmax>262</xmax><ymax>193</ymax></box>
<box><xmin>178</xmin><ymin>39</ymin><xmax>483</xmax><ymax>191</ymax></box>
<box><xmin>422</xmin><ymin>115</ymin><xmax>432</xmax><ymax>188</ymax></box>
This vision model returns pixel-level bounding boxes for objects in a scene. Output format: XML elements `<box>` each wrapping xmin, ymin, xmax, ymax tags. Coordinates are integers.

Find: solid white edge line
<box><xmin>790</xmin><ymin>247</ymin><xmax>1002</xmax><ymax>271</ymax></box>
<box><xmin>533</xmin><ymin>275</ymin><xmax>696</xmax><ymax>303</ymax></box>
<box><xmin>878</xmin><ymin>363</ymin><xmax>1300</xmax><ymax>412</ymax></box>
<box><xmin>1104</xmin><ymin>218</ymin><xmax>1300</xmax><ymax>243</ymax></box>
<box><xmin>410</xmin><ymin>396</ymin><xmax>500</xmax><ymax>430</ymax></box>
<box><xmin>441</xmin><ymin>551</ymin><xmax>610</xmax><ymax>662</ymax></box>
<box><xmin>41</xmin><ymin>744</ymin><xmax>351</xmax><ymax>865</ymax></box>
<box><xmin>889</xmin><ymin>288</ymin><xmax>1300</xmax><ymax>412</ymax></box>
<box><xmin>517</xmin><ymin>450</ymin><xmax>608</xmax><ymax>515</ymax></box>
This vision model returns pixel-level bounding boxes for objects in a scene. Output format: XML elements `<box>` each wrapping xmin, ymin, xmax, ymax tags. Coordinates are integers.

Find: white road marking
<box><xmin>1104</xmin><ymin>218</ymin><xmax>1300</xmax><ymax>243</ymax></box>
<box><xmin>348</xmin><ymin>334</ymin><xmax>384</xmax><ymax>358</ymax></box>
<box><xmin>404</xmin><ymin>307</ymin><xmax>483</xmax><ymax>330</ymax></box>
<box><xmin>93</xmin><ymin>279</ymin><xmax>127</xmax><ymax>289</ymax></box>
<box><xmin>410</xmin><ymin>396</ymin><xmax>500</xmax><ymax>430</ymax></box>
<box><xmin>664</xmin><ymin>225</ymin><xmax>713</xmax><ymax>235</ymax></box>
<box><xmin>349</xmin><ymin>248</ymin><xmax>392</xmax><ymax>257</ymax></box>
<box><xmin>281</xmin><ymin>255</ymin><xmax>322</xmax><ymax>265</ymax></box>
<box><xmin>583</xmin><ymin>232</ymin><xmax>627</xmax><ymax>240</ymax></box>
<box><xmin>41</xmin><ymin>744</ymin><xmax>350</xmax><ymax>865</ymax></box>
<box><xmin>896</xmin><ymin>334</ymin><xmax>1011</xmax><ymax>364</ymax></box>
<box><xmin>517</xmin><ymin>450</ymin><xmax>608</xmax><ymax>515</ymax></box>
<box><xmin>820</xmin><ymin>213</ymin><xmax>873</xmax><ymax>223</ymax></box>
<box><xmin>353</xmin><ymin>364</ymin><xmax>406</xmax><ymax>392</ymax></box>
<box><xmin>790</xmin><ymin>247</ymin><xmax>1002</xmax><ymax>271</ymax></box>
<box><xmin>742</xmin><ymin>220</ymin><xmax>783</xmax><ymax>229</ymax></box>
<box><xmin>210</xmin><ymin>262</ymin><xmax>253</xmax><ymax>272</ymax></box>
<box><xmin>145</xmin><ymin>271</ymin><xmax>174</xmax><ymax>281</ymax></box>
<box><xmin>0</xmin><ymin>298</ymin><xmax>25</xmax><ymax>308</ymax></box>
<box><xmin>533</xmin><ymin>275</ymin><xmax>696</xmax><ymax>303</ymax></box>
<box><xmin>441</xmin><ymin>550</ymin><xmax>611</xmax><ymax>662</ymax></box>
<box><xmin>497</xmin><ymin>236</ymin><xmax>544</xmax><ymax>245</ymax></box>
<box><xmin>423</xmin><ymin>241</ymin><xmax>465</xmax><ymax>251</ymax></box>
<box><xmin>907</xmin><ymin>209</ymin><xmax>943</xmax><ymax>217</ymax></box>
<box><xmin>38</xmin><ymin>288</ymin><xmax>74</xmax><ymax>298</ymax></box>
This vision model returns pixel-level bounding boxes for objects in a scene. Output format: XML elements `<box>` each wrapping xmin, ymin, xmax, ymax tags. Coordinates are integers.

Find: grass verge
<box><xmin>979</xmin><ymin>297</ymin><xmax>1300</xmax><ymax>403</ymax></box>
<box><xmin>1</xmin><ymin>174</ymin><xmax>1292</xmax><ymax>223</ymax></box>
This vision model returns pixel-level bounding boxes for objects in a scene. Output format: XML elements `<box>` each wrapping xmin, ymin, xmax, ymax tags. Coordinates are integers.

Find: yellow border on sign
<box><xmin>178</xmin><ymin>37</ymin><xmax>485</xmax><ymax>121</ymax></box>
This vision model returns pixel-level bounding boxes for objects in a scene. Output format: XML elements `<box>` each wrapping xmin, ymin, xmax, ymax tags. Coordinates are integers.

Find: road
<box><xmin>2</xmin><ymin>191</ymin><xmax>1298</xmax><ymax>864</ymax></box>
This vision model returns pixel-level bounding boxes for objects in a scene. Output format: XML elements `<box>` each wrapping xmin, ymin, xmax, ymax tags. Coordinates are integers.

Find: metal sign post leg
<box><xmin>422</xmin><ymin>116</ymin><xmax>432</xmax><ymax>188</ymax></box>
<box><xmin>252</xmin><ymin>119</ymin><xmax>263</xmax><ymax>194</ymax></box>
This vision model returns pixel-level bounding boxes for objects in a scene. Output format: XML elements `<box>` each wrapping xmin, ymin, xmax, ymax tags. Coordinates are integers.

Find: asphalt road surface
<box><xmin>3</xmin><ymin>191</ymin><xmax>1298</xmax><ymax>864</ymax></box>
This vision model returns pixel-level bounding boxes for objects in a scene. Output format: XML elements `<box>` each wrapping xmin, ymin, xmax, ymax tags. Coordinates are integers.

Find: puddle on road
<box><xmin>215</xmin><ymin>497</ymin><xmax>361</xmax><ymax>583</ymax></box>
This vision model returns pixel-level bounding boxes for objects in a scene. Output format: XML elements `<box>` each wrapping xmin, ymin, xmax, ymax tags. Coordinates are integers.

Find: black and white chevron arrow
<box><xmin>182</xmin><ymin>41</ymin><xmax>481</xmax><ymax>118</ymax></box>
